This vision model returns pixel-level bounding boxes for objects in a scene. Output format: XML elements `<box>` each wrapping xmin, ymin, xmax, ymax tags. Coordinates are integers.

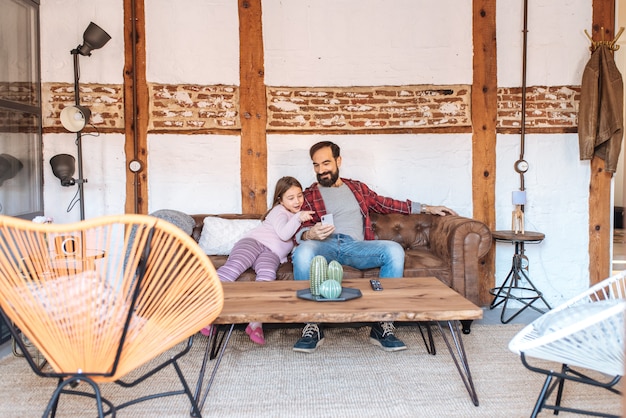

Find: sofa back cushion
<box><xmin>150</xmin><ymin>209</ymin><xmax>195</xmax><ymax>236</ymax></box>
<box><xmin>197</xmin><ymin>216</ymin><xmax>261</xmax><ymax>255</ymax></box>
<box><xmin>192</xmin><ymin>212</ymin><xmax>435</xmax><ymax>252</ymax></box>
<box><xmin>370</xmin><ymin>212</ymin><xmax>432</xmax><ymax>250</ymax></box>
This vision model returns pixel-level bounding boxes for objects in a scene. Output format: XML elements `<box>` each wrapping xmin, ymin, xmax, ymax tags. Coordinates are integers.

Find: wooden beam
<box><xmin>123</xmin><ymin>0</ymin><xmax>149</xmax><ymax>214</ymax></box>
<box><xmin>472</xmin><ymin>0</ymin><xmax>498</xmax><ymax>305</ymax></box>
<box><xmin>589</xmin><ymin>0</ymin><xmax>616</xmax><ymax>285</ymax></box>
<box><xmin>239</xmin><ymin>0</ymin><xmax>268</xmax><ymax>214</ymax></box>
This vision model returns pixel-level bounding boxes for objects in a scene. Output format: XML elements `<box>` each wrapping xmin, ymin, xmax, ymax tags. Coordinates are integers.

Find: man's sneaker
<box><xmin>293</xmin><ymin>323</ymin><xmax>324</xmax><ymax>353</ymax></box>
<box><xmin>369</xmin><ymin>322</ymin><xmax>407</xmax><ymax>352</ymax></box>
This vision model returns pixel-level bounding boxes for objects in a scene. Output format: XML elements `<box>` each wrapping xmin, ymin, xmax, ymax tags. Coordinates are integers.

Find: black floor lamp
<box><xmin>50</xmin><ymin>22</ymin><xmax>111</xmax><ymax>220</ymax></box>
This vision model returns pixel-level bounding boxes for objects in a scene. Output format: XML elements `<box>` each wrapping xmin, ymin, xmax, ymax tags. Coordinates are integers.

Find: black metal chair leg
<box><xmin>521</xmin><ymin>353</ymin><xmax>622</xmax><ymax>418</ymax></box>
<box><xmin>531</xmin><ymin>374</ymin><xmax>553</xmax><ymax>418</ymax></box>
<box><xmin>553</xmin><ymin>364</ymin><xmax>568</xmax><ymax>414</ymax></box>
<box><xmin>50</xmin><ymin>378</ymin><xmax>62</xmax><ymax>418</ymax></box>
<box><xmin>172</xmin><ymin>359</ymin><xmax>202</xmax><ymax>418</ymax></box>
<box><xmin>44</xmin><ymin>375</ymin><xmax>107</xmax><ymax>418</ymax></box>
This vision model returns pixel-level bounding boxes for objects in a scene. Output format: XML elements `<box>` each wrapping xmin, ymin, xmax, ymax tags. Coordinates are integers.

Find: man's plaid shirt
<box><xmin>300</xmin><ymin>178</ymin><xmax>413</xmax><ymax>240</ymax></box>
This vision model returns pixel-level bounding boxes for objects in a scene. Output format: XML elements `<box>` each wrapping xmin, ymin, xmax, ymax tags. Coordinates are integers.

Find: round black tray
<box><xmin>296</xmin><ymin>287</ymin><xmax>362</xmax><ymax>302</ymax></box>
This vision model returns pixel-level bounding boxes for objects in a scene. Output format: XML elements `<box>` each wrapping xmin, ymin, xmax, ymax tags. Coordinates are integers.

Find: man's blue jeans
<box><xmin>292</xmin><ymin>234</ymin><xmax>405</xmax><ymax>281</ymax></box>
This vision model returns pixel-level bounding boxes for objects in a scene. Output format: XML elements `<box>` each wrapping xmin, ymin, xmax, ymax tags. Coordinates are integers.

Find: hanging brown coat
<box><xmin>578</xmin><ymin>44</ymin><xmax>624</xmax><ymax>173</ymax></box>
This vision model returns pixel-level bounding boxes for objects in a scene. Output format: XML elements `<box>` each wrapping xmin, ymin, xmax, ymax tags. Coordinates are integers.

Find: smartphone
<box><xmin>321</xmin><ymin>214</ymin><xmax>334</xmax><ymax>226</ymax></box>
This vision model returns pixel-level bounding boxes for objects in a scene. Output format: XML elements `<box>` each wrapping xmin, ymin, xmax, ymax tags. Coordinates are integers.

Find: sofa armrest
<box><xmin>428</xmin><ymin>215</ymin><xmax>492</xmax><ymax>304</ymax></box>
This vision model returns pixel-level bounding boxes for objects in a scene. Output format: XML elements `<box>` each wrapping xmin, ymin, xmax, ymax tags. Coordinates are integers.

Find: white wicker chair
<box><xmin>508</xmin><ymin>270</ymin><xmax>626</xmax><ymax>418</ymax></box>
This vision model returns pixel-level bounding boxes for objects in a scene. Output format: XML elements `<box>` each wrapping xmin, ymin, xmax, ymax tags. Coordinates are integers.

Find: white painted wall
<box><xmin>42</xmin><ymin>133</ymin><xmax>126</xmax><ymax>222</ymax></box>
<box><xmin>37</xmin><ymin>0</ymin><xmax>604</xmax><ymax>306</ymax></box>
<box><xmin>148</xmin><ymin>134</ymin><xmax>242</xmax><ymax>214</ymax></box>
<box><xmin>263</xmin><ymin>0</ymin><xmax>474</xmax><ymax>86</ymax></box>
<box><xmin>145</xmin><ymin>0</ymin><xmax>240</xmax><ymax>84</ymax></box>
<box><xmin>40</xmin><ymin>0</ymin><xmax>125</xmax><ymax>223</ymax></box>
<box><xmin>616</xmin><ymin>0</ymin><xmax>626</xmax><ymax>209</ymax></box>
<box><xmin>497</xmin><ymin>0</ymin><xmax>591</xmax><ymax>86</ymax></box>
<box><xmin>40</xmin><ymin>0</ymin><xmax>124</xmax><ymax>84</ymax></box>
<box><xmin>496</xmin><ymin>0</ymin><xmax>596</xmax><ymax>305</ymax></box>
<box><xmin>267</xmin><ymin>134</ymin><xmax>473</xmax><ymax>216</ymax></box>
<box><xmin>496</xmin><ymin>133</ymin><xmax>591</xmax><ymax>305</ymax></box>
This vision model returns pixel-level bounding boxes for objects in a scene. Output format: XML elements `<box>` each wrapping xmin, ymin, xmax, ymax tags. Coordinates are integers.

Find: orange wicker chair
<box><xmin>0</xmin><ymin>214</ymin><xmax>223</xmax><ymax>417</ymax></box>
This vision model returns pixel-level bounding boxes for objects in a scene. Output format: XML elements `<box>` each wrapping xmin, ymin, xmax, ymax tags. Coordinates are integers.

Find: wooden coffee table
<box><xmin>193</xmin><ymin>277</ymin><xmax>483</xmax><ymax>411</ymax></box>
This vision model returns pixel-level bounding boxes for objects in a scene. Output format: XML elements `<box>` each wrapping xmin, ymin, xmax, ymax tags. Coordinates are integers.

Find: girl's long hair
<box><xmin>262</xmin><ymin>176</ymin><xmax>303</xmax><ymax>220</ymax></box>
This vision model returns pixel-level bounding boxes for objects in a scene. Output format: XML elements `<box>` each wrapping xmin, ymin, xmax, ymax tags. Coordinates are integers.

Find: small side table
<box><xmin>489</xmin><ymin>230</ymin><xmax>551</xmax><ymax>323</ymax></box>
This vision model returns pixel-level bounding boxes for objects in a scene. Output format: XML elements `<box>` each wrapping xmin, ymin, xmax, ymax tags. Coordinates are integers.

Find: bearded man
<box><xmin>292</xmin><ymin>140</ymin><xmax>457</xmax><ymax>353</ymax></box>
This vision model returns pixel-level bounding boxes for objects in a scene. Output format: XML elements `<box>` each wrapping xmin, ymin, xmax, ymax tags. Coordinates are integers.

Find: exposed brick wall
<box><xmin>40</xmin><ymin>82</ymin><xmax>582</xmax><ymax>134</ymax></box>
<box><xmin>0</xmin><ymin>80</ymin><xmax>38</xmax><ymax>132</ymax></box>
<box><xmin>0</xmin><ymin>82</ymin><xmax>37</xmax><ymax>107</ymax></box>
<box><xmin>266</xmin><ymin>85</ymin><xmax>472</xmax><ymax>130</ymax></box>
<box><xmin>0</xmin><ymin>108</ymin><xmax>39</xmax><ymax>133</ymax></box>
<box><xmin>497</xmin><ymin>86</ymin><xmax>580</xmax><ymax>130</ymax></box>
<box><xmin>149</xmin><ymin>83</ymin><xmax>240</xmax><ymax>131</ymax></box>
<box><xmin>42</xmin><ymin>82</ymin><xmax>124</xmax><ymax>131</ymax></box>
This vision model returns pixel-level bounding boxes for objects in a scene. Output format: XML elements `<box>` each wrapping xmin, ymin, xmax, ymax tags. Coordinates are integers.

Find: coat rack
<box><xmin>584</xmin><ymin>26</ymin><xmax>624</xmax><ymax>52</ymax></box>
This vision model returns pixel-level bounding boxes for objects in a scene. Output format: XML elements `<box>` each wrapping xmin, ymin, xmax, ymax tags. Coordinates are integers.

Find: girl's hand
<box><xmin>299</xmin><ymin>210</ymin><xmax>315</xmax><ymax>222</ymax></box>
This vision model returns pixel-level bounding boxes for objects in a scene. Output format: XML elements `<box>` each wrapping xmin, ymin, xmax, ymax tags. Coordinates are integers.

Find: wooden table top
<box><xmin>213</xmin><ymin>277</ymin><xmax>483</xmax><ymax>324</ymax></box>
<box><xmin>492</xmin><ymin>230</ymin><xmax>545</xmax><ymax>242</ymax></box>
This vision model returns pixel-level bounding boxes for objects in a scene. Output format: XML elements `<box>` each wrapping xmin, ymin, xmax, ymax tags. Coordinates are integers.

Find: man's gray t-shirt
<box><xmin>319</xmin><ymin>184</ymin><xmax>364</xmax><ymax>241</ymax></box>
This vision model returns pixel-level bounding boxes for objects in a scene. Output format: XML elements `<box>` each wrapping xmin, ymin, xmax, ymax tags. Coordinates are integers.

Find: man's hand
<box><xmin>306</xmin><ymin>222</ymin><xmax>335</xmax><ymax>240</ymax></box>
<box><xmin>425</xmin><ymin>205</ymin><xmax>458</xmax><ymax>216</ymax></box>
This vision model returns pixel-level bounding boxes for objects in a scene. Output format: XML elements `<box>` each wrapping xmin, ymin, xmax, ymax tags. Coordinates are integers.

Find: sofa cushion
<box><xmin>150</xmin><ymin>209</ymin><xmax>195</xmax><ymax>236</ymax></box>
<box><xmin>198</xmin><ymin>216</ymin><xmax>261</xmax><ymax>255</ymax></box>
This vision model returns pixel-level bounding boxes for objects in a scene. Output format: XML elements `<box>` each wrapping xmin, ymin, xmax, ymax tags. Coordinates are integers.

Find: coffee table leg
<box><xmin>192</xmin><ymin>324</ymin><xmax>235</xmax><ymax>416</ymax></box>
<box><xmin>435</xmin><ymin>320</ymin><xmax>479</xmax><ymax>406</ymax></box>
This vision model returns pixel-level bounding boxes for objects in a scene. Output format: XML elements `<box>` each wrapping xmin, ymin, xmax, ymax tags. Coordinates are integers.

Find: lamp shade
<box><xmin>50</xmin><ymin>154</ymin><xmax>76</xmax><ymax>187</ymax></box>
<box><xmin>512</xmin><ymin>190</ymin><xmax>527</xmax><ymax>205</ymax></box>
<box><xmin>0</xmin><ymin>154</ymin><xmax>23</xmax><ymax>186</ymax></box>
<box><xmin>77</xmin><ymin>22</ymin><xmax>111</xmax><ymax>56</ymax></box>
<box><xmin>60</xmin><ymin>105</ymin><xmax>91</xmax><ymax>132</ymax></box>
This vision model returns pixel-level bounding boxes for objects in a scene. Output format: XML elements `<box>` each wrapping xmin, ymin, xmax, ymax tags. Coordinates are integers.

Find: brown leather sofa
<box><xmin>191</xmin><ymin>212</ymin><xmax>492</xmax><ymax>308</ymax></box>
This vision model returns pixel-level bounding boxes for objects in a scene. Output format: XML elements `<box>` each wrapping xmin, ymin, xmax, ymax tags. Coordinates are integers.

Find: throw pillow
<box><xmin>533</xmin><ymin>299</ymin><xmax>623</xmax><ymax>336</ymax></box>
<box><xmin>150</xmin><ymin>209</ymin><xmax>195</xmax><ymax>236</ymax></box>
<box><xmin>198</xmin><ymin>217</ymin><xmax>261</xmax><ymax>255</ymax></box>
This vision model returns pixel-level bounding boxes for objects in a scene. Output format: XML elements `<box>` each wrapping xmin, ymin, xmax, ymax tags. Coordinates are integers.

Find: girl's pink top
<box><xmin>244</xmin><ymin>205</ymin><xmax>303</xmax><ymax>263</ymax></box>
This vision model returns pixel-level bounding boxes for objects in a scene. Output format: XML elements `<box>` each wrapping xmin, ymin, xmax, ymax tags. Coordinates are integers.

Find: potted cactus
<box><xmin>319</xmin><ymin>279</ymin><xmax>342</xmax><ymax>299</ymax></box>
<box><xmin>309</xmin><ymin>255</ymin><xmax>328</xmax><ymax>296</ymax></box>
<box><xmin>309</xmin><ymin>257</ymin><xmax>345</xmax><ymax>298</ymax></box>
<box><xmin>327</xmin><ymin>260</ymin><xmax>343</xmax><ymax>284</ymax></box>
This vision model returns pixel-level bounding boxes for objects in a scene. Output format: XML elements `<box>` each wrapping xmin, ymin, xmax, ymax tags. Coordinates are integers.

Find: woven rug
<box><xmin>0</xmin><ymin>324</ymin><xmax>621</xmax><ymax>417</ymax></box>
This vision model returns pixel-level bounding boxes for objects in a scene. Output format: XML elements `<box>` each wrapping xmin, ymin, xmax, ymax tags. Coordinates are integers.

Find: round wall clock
<box><xmin>129</xmin><ymin>160</ymin><xmax>143</xmax><ymax>173</ymax></box>
<box><xmin>514</xmin><ymin>159</ymin><xmax>529</xmax><ymax>173</ymax></box>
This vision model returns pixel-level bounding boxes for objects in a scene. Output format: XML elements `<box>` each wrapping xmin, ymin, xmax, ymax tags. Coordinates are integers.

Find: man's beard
<box><xmin>317</xmin><ymin>169</ymin><xmax>340</xmax><ymax>187</ymax></box>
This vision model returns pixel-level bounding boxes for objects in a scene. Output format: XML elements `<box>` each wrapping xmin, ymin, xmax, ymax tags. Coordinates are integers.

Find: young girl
<box><xmin>201</xmin><ymin>176</ymin><xmax>313</xmax><ymax>345</ymax></box>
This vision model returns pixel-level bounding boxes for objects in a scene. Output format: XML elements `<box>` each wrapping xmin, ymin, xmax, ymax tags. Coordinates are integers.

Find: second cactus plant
<box><xmin>327</xmin><ymin>260</ymin><xmax>344</xmax><ymax>284</ymax></box>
